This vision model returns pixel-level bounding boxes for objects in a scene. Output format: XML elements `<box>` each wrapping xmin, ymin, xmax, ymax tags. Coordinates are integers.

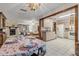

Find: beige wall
<box><xmin>6</xmin><ymin>20</ymin><xmax>18</xmax><ymax>26</ymax></box>
<box><xmin>44</xmin><ymin>18</ymin><xmax>53</xmax><ymax>31</ymax></box>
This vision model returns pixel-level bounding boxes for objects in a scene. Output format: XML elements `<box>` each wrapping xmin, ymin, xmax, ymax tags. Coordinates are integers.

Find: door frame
<box><xmin>39</xmin><ymin>4</ymin><xmax>78</xmax><ymax>52</ymax></box>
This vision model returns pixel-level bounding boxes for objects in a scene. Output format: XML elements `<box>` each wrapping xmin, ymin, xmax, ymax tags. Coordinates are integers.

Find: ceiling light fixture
<box><xmin>20</xmin><ymin>3</ymin><xmax>40</xmax><ymax>12</ymax></box>
<box><xmin>28</xmin><ymin>3</ymin><xmax>40</xmax><ymax>11</ymax></box>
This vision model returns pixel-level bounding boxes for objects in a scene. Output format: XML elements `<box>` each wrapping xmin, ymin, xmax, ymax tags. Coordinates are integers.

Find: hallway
<box><xmin>45</xmin><ymin>38</ymin><xmax>75</xmax><ymax>56</ymax></box>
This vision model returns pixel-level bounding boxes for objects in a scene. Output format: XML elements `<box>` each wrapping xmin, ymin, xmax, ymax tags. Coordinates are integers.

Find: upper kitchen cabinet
<box><xmin>0</xmin><ymin>12</ymin><xmax>6</xmax><ymax>28</ymax></box>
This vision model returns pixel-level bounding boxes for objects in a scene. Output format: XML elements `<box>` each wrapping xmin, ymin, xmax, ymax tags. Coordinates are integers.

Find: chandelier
<box><xmin>28</xmin><ymin>3</ymin><xmax>40</xmax><ymax>11</ymax></box>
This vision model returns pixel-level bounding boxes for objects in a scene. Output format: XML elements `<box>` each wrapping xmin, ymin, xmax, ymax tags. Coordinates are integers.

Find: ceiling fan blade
<box><xmin>20</xmin><ymin>9</ymin><xmax>27</xmax><ymax>12</ymax></box>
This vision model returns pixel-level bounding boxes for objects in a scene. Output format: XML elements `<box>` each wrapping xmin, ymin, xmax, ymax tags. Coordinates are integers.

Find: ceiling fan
<box><xmin>20</xmin><ymin>3</ymin><xmax>40</xmax><ymax>12</ymax></box>
<box><xmin>20</xmin><ymin>9</ymin><xmax>27</xmax><ymax>12</ymax></box>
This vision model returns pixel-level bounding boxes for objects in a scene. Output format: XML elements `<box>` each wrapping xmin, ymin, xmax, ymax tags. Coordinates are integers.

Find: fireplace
<box><xmin>0</xmin><ymin>29</ymin><xmax>3</xmax><ymax>32</ymax></box>
<box><xmin>10</xmin><ymin>29</ymin><xmax>16</xmax><ymax>35</ymax></box>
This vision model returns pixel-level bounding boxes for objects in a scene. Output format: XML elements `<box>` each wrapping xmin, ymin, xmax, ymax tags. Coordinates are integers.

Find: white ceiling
<box><xmin>0</xmin><ymin>3</ymin><xmax>65</xmax><ymax>21</ymax></box>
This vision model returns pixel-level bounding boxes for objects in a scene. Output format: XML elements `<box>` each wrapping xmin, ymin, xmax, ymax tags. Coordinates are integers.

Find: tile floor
<box><xmin>45</xmin><ymin>38</ymin><xmax>75</xmax><ymax>56</ymax></box>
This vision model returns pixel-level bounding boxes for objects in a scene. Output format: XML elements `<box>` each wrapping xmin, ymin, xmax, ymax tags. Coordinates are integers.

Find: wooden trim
<box><xmin>38</xmin><ymin>20</ymin><xmax>41</xmax><ymax>39</ymax></box>
<box><xmin>39</xmin><ymin>19</ymin><xmax>44</xmax><ymax>39</ymax></box>
<box><xmin>75</xmin><ymin>5</ymin><xmax>78</xmax><ymax>49</ymax></box>
<box><xmin>0</xmin><ymin>12</ymin><xmax>6</xmax><ymax>19</ymax></box>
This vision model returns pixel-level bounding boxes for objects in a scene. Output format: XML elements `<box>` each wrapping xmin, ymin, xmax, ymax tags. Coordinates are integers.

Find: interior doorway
<box><xmin>39</xmin><ymin>5</ymin><xmax>78</xmax><ymax>55</ymax></box>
